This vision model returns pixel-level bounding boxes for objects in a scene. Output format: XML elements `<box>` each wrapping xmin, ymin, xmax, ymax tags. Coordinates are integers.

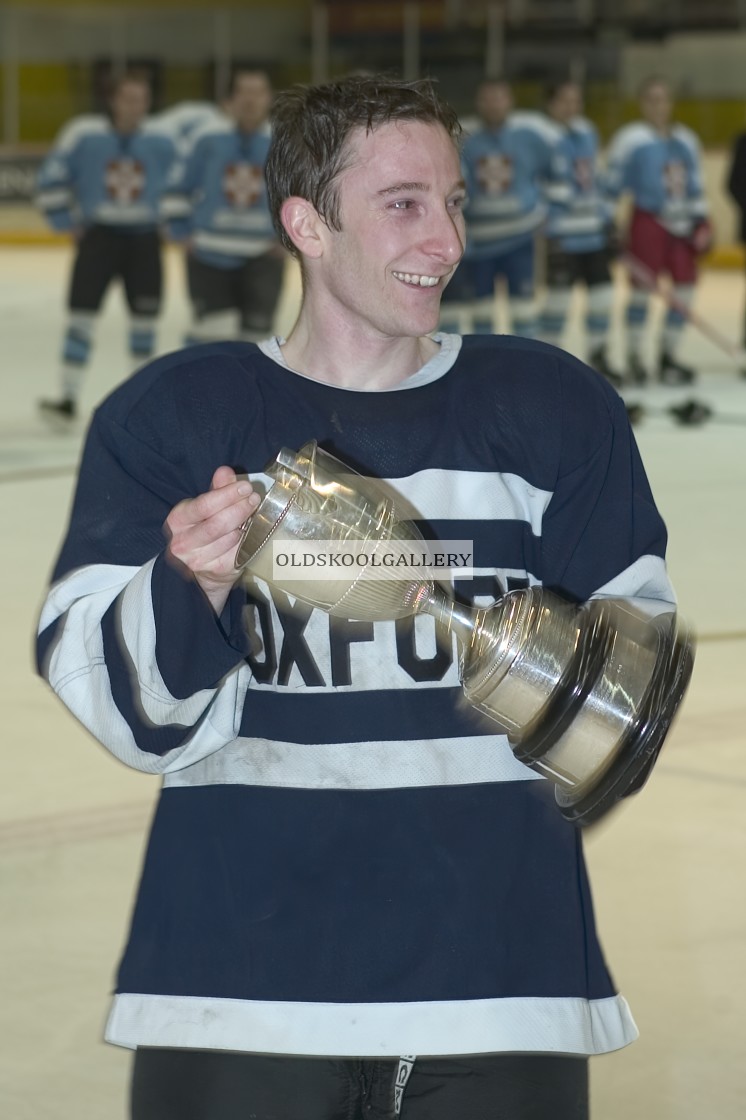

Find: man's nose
<box><xmin>423</xmin><ymin>206</ymin><xmax>465</xmax><ymax>265</ymax></box>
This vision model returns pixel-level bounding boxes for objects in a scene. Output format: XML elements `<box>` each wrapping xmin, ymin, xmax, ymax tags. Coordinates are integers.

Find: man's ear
<box><xmin>280</xmin><ymin>197</ymin><xmax>326</xmax><ymax>259</ymax></box>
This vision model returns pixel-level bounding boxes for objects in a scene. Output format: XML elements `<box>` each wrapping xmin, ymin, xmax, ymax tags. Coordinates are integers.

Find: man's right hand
<box><xmin>165</xmin><ymin>466</ymin><xmax>260</xmax><ymax>614</ymax></box>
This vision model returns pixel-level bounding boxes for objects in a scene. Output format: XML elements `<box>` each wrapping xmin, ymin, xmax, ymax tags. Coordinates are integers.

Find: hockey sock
<box><xmin>59</xmin><ymin>311</ymin><xmax>95</xmax><ymax>403</ymax></box>
<box><xmin>625</xmin><ymin>289</ymin><xmax>648</xmax><ymax>360</ymax></box>
<box><xmin>129</xmin><ymin>315</ymin><xmax>157</xmax><ymax>361</ymax></box>
<box><xmin>661</xmin><ymin>286</ymin><xmax>694</xmax><ymax>356</ymax></box>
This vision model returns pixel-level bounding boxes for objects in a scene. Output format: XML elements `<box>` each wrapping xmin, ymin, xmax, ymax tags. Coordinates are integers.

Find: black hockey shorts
<box><xmin>131</xmin><ymin>1048</ymin><xmax>589</xmax><ymax>1120</ymax></box>
<box><xmin>68</xmin><ymin>224</ymin><xmax>162</xmax><ymax>317</ymax></box>
<box><xmin>187</xmin><ymin>251</ymin><xmax>285</xmax><ymax>334</ymax></box>
<box><xmin>545</xmin><ymin>243</ymin><xmax>611</xmax><ymax>291</ymax></box>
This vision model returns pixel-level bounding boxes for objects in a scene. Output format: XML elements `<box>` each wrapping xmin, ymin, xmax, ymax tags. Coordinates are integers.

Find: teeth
<box><xmin>393</xmin><ymin>271</ymin><xmax>439</xmax><ymax>287</ymax></box>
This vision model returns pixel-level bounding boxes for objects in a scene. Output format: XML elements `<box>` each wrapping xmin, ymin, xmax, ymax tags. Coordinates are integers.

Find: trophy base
<box><xmin>553</xmin><ymin>618</ymin><xmax>695</xmax><ymax>826</ymax></box>
<box><xmin>510</xmin><ymin>607</ymin><xmax>614</xmax><ymax>769</ymax></box>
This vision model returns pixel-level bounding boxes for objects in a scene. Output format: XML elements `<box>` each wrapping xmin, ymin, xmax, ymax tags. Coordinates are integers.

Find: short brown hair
<box><xmin>265</xmin><ymin>74</ymin><xmax>462</xmax><ymax>257</ymax></box>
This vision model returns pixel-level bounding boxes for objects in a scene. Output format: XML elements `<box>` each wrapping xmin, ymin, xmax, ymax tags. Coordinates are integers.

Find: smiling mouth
<box><xmin>392</xmin><ymin>271</ymin><xmax>442</xmax><ymax>288</ymax></box>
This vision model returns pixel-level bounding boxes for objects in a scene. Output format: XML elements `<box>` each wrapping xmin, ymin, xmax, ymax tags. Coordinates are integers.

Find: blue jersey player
<box><xmin>440</xmin><ymin>78</ymin><xmax>565</xmax><ymax>338</ymax></box>
<box><xmin>538</xmin><ymin>80</ymin><xmax>623</xmax><ymax>387</ymax></box>
<box><xmin>606</xmin><ymin>76</ymin><xmax>712</xmax><ymax>385</ymax></box>
<box><xmin>162</xmin><ymin>69</ymin><xmax>285</xmax><ymax>347</ymax></box>
<box><xmin>35</xmin><ymin>72</ymin><xmax>176</xmax><ymax>422</ymax></box>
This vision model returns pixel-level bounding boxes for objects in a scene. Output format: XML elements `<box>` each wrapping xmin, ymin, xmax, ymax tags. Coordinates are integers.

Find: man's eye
<box><xmin>450</xmin><ymin>195</ymin><xmax>467</xmax><ymax>211</ymax></box>
<box><xmin>392</xmin><ymin>199</ymin><xmax>415</xmax><ymax>210</ymax></box>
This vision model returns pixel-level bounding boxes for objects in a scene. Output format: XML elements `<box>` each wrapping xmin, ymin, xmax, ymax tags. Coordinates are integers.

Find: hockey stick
<box><xmin>622</xmin><ymin>251</ymin><xmax>746</xmax><ymax>367</ymax></box>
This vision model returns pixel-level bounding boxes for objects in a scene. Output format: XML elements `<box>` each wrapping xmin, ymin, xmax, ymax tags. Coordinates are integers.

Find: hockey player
<box><xmin>440</xmin><ymin>78</ymin><xmax>566</xmax><ymax>337</ymax></box>
<box><xmin>539</xmin><ymin>80</ymin><xmax>623</xmax><ymax>387</ymax></box>
<box><xmin>162</xmin><ymin>69</ymin><xmax>284</xmax><ymax>346</ymax></box>
<box><xmin>725</xmin><ymin>128</ymin><xmax>746</xmax><ymax>365</ymax></box>
<box><xmin>35</xmin><ymin>72</ymin><xmax>176</xmax><ymax>422</ymax></box>
<box><xmin>37</xmin><ymin>75</ymin><xmax>677</xmax><ymax>1119</ymax></box>
<box><xmin>606</xmin><ymin>76</ymin><xmax>713</xmax><ymax>385</ymax></box>
<box><xmin>151</xmin><ymin>99</ymin><xmax>226</xmax><ymax>158</ymax></box>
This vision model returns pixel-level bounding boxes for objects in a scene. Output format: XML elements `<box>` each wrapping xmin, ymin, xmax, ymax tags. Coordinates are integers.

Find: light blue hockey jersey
<box><xmin>162</xmin><ymin>120</ymin><xmax>276</xmax><ymax>269</ymax></box>
<box><xmin>605</xmin><ymin>121</ymin><xmax>708</xmax><ymax>237</ymax></box>
<box><xmin>461</xmin><ymin>112</ymin><xmax>567</xmax><ymax>258</ymax></box>
<box><xmin>544</xmin><ymin>117</ymin><xmax>613</xmax><ymax>254</ymax></box>
<box><xmin>35</xmin><ymin>115</ymin><xmax>176</xmax><ymax>233</ymax></box>
<box><xmin>152</xmin><ymin>101</ymin><xmax>227</xmax><ymax>157</ymax></box>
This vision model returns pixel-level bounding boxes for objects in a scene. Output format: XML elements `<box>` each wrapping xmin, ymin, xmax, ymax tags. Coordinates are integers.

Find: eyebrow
<box><xmin>376</xmin><ymin>179</ymin><xmax>466</xmax><ymax>197</ymax></box>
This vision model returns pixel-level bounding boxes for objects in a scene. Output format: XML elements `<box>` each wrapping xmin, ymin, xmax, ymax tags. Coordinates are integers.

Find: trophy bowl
<box><xmin>235</xmin><ymin>442</ymin><xmax>435</xmax><ymax>620</ymax></box>
<box><xmin>235</xmin><ymin>441</ymin><xmax>695</xmax><ymax>826</ymax></box>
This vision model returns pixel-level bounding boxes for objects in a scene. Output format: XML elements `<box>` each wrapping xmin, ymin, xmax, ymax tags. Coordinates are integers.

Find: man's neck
<box><xmin>279</xmin><ymin>300</ymin><xmax>439</xmax><ymax>391</ymax></box>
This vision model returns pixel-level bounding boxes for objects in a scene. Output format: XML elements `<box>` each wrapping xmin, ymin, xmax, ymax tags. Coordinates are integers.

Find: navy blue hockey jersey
<box><xmin>36</xmin><ymin>334</ymin><xmax>673</xmax><ymax>1057</ymax></box>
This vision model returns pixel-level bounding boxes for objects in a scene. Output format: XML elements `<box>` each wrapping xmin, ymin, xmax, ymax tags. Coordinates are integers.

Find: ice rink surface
<box><xmin>1</xmin><ymin>245</ymin><xmax>745</xmax><ymax>1118</ymax></box>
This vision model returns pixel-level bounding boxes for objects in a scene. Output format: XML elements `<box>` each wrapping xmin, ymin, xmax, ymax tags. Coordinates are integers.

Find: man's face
<box><xmin>110</xmin><ymin>81</ymin><xmax>150</xmax><ymax>133</ymax></box>
<box><xmin>641</xmin><ymin>83</ymin><xmax>673</xmax><ymax>130</ymax></box>
<box><xmin>230</xmin><ymin>73</ymin><xmax>272</xmax><ymax>133</ymax></box>
<box><xmin>310</xmin><ymin>120</ymin><xmax>465</xmax><ymax>341</ymax></box>
<box><xmin>476</xmin><ymin>83</ymin><xmax>513</xmax><ymax>129</ymax></box>
<box><xmin>548</xmin><ymin>83</ymin><xmax>583</xmax><ymax>125</ymax></box>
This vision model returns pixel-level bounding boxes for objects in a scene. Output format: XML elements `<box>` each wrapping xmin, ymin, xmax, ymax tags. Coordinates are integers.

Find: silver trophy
<box><xmin>235</xmin><ymin>441</ymin><xmax>694</xmax><ymax>826</ymax></box>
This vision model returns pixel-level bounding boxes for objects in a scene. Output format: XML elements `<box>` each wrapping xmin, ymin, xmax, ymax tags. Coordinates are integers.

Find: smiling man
<box><xmin>36</xmin><ymin>76</ymin><xmax>677</xmax><ymax>1120</ymax></box>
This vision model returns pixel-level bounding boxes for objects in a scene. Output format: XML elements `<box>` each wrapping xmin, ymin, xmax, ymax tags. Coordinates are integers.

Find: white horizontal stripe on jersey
<box><xmin>590</xmin><ymin>554</ymin><xmax>675</xmax><ymax>609</ymax></box>
<box><xmin>39</xmin><ymin>562</ymin><xmax>139</xmax><ymax>632</ymax></box>
<box><xmin>160</xmin><ymin>194</ymin><xmax>191</xmax><ymax>218</ymax></box>
<box><xmin>39</xmin><ymin>561</ymin><xmax>253</xmax><ymax>774</ymax></box>
<box><xmin>106</xmin><ymin>992</ymin><xmax>638</xmax><ymax>1056</ymax></box>
<box><xmin>543</xmin><ymin>183</ymin><xmax>574</xmax><ymax>204</ymax></box>
<box><xmin>550</xmin><ymin>215</ymin><xmax>607</xmax><ymax>236</ymax></box>
<box><xmin>193</xmin><ymin>230</ymin><xmax>276</xmax><ymax>257</ymax></box>
<box><xmin>212</xmin><ymin>209</ymin><xmax>275</xmax><ymax>232</ymax></box>
<box><xmin>162</xmin><ymin>732</ymin><xmax>542</xmax><ymax>790</ymax></box>
<box><xmin>36</xmin><ymin>188</ymin><xmax>73</xmax><ymax>211</ymax></box>
<box><xmin>470</xmin><ymin>194</ymin><xmax>526</xmax><ymax>217</ymax></box>
<box><xmin>94</xmin><ymin>202</ymin><xmax>156</xmax><ymax>224</ymax></box>
<box><xmin>243</xmin><ymin>467</ymin><xmax>554</xmax><ymax>536</ymax></box>
<box><xmin>468</xmin><ymin>207</ymin><xmax>548</xmax><ymax>243</ymax></box>
<box><xmin>118</xmin><ymin>559</ymin><xmax>235</xmax><ymax>729</ymax></box>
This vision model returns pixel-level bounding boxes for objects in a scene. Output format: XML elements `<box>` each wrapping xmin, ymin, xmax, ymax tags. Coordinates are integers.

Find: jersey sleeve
<box><xmin>35</xmin><ymin>387</ymin><xmax>253</xmax><ymax>775</ymax></box>
<box><xmin>160</xmin><ymin>134</ymin><xmax>207</xmax><ymax>239</ymax></box>
<box><xmin>603</xmin><ymin>127</ymin><xmax>637</xmax><ymax>201</ymax></box>
<box><xmin>682</xmin><ymin>130</ymin><xmax>709</xmax><ymax>217</ymax></box>
<box><xmin>542</xmin><ymin>141</ymin><xmax>574</xmax><ymax>208</ymax></box>
<box><xmin>35</xmin><ymin>132</ymin><xmax>79</xmax><ymax>231</ymax></box>
<box><xmin>539</xmin><ymin>358</ymin><xmax>674</xmax><ymax>611</ymax></box>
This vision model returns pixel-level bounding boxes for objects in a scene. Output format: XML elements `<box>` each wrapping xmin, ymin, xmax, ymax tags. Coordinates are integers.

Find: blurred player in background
<box><xmin>152</xmin><ymin>99</ymin><xmax>226</xmax><ymax>158</ymax></box>
<box><xmin>539</xmin><ymin>80</ymin><xmax>623</xmax><ymax>387</ymax></box>
<box><xmin>35</xmin><ymin>72</ymin><xmax>176</xmax><ymax>422</ymax></box>
<box><xmin>440</xmin><ymin>78</ymin><xmax>566</xmax><ymax>338</ymax></box>
<box><xmin>725</xmin><ymin>127</ymin><xmax>746</xmax><ymax>370</ymax></box>
<box><xmin>162</xmin><ymin>69</ymin><xmax>285</xmax><ymax>346</ymax></box>
<box><xmin>606</xmin><ymin>76</ymin><xmax>713</xmax><ymax>386</ymax></box>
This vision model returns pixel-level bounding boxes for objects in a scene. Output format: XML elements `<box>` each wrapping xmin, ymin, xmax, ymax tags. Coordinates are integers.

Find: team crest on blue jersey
<box><xmin>477</xmin><ymin>154</ymin><xmax>514</xmax><ymax>194</ymax></box>
<box><xmin>573</xmin><ymin>156</ymin><xmax>594</xmax><ymax>192</ymax></box>
<box><xmin>223</xmin><ymin>162</ymin><xmax>263</xmax><ymax>207</ymax></box>
<box><xmin>663</xmin><ymin>160</ymin><xmax>687</xmax><ymax>198</ymax></box>
<box><xmin>105</xmin><ymin>158</ymin><xmax>146</xmax><ymax>203</ymax></box>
